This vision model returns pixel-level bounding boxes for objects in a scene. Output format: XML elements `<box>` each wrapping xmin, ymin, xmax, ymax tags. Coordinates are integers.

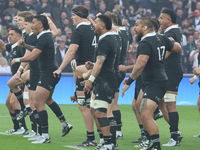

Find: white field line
<box><xmin>64</xmin><ymin>145</ymin><xmax>89</xmax><ymax>150</ymax></box>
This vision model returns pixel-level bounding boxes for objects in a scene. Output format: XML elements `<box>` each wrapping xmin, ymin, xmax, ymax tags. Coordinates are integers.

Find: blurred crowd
<box><xmin>0</xmin><ymin>0</ymin><xmax>200</xmax><ymax>73</ymax></box>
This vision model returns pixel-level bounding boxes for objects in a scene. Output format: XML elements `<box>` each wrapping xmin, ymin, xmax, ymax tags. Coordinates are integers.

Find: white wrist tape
<box><xmin>15</xmin><ymin>58</ymin><xmax>21</xmax><ymax>63</ymax></box>
<box><xmin>88</xmin><ymin>75</ymin><xmax>95</xmax><ymax>82</ymax></box>
<box><xmin>193</xmin><ymin>75</ymin><xmax>198</xmax><ymax>80</ymax></box>
<box><xmin>17</xmin><ymin>71</ymin><xmax>21</xmax><ymax>73</ymax></box>
<box><xmin>20</xmin><ymin>66</ymin><xmax>24</xmax><ymax>70</ymax></box>
<box><xmin>48</xmin><ymin>21</ymin><xmax>52</xmax><ymax>24</ymax></box>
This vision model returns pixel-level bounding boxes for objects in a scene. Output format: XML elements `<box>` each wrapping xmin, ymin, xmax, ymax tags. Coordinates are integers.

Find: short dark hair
<box><xmin>10</xmin><ymin>27</ymin><xmax>22</xmax><ymax>36</ymax></box>
<box><xmin>139</xmin><ymin>17</ymin><xmax>153</xmax><ymax>31</ymax></box>
<box><xmin>117</xmin><ymin>14</ymin><xmax>122</xmax><ymax>26</ymax></box>
<box><xmin>34</xmin><ymin>15</ymin><xmax>49</xmax><ymax>30</ymax></box>
<box><xmin>105</xmin><ymin>11</ymin><xmax>118</xmax><ymax>26</ymax></box>
<box><xmin>72</xmin><ymin>5</ymin><xmax>89</xmax><ymax>18</ymax></box>
<box><xmin>25</xmin><ymin>15</ymin><xmax>34</xmax><ymax>23</ymax></box>
<box><xmin>161</xmin><ymin>9</ymin><xmax>177</xmax><ymax>24</ymax></box>
<box><xmin>98</xmin><ymin>15</ymin><xmax>112</xmax><ymax>30</ymax></box>
<box><xmin>150</xmin><ymin>18</ymin><xmax>160</xmax><ymax>32</ymax></box>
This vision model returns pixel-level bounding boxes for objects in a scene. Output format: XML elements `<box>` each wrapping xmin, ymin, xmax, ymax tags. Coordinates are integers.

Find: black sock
<box><xmin>30</xmin><ymin>113</ymin><xmax>37</xmax><ymax>133</ymax></box>
<box><xmin>154</xmin><ymin>107</ymin><xmax>159</xmax><ymax>116</ymax></box>
<box><xmin>38</xmin><ymin>110</ymin><xmax>48</xmax><ymax>134</ymax></box>
<box><xmin>97</xmin><ymin>129</ymin><xmax>103</xmax><ymax>139</ymax></box>
<box><xmin>14</xmin><ymin>91</ymin><xmax>25</xmax><ymax>110</ymax></box>
<box><xmin>112</xmin><ymin>110</ymin><xmax>122</xmax><ymax>131</ymax></box>
<box><xmin>169</xmin><ymin>112</ymin><xmax>179</xmax><ymax>133</ymax></box>
<box><xmin>33</xmin><ymin>110</ymin><xmax>42</xmax><ymax>135</ymax></box>
<box><xmin>145</xmin><ymin>130</ymin><xmax>150</xmax><ymax>140</ymax></box>
<box><xmin>139</xmin><ymin>124</ymin><xmax>145</xmax><ymax>136</ymax></box>
<box><xmin>15</xmin><ymin>109</ymin><xmax>27</xmax><ymax>129</ymax></box>
<box><xmin>87</xmin><ymin>131</ymin><xmax>95</xmax><ymax>141</ymax></box>
<box><xmin>150</xmin><ymin>134</ymin><xmax>161</xmax><ymax>149</ymax></box>
<box><xmin>10</xmin><ymin>112</ymin><xmax>20</xmax><ymax>130</ymax></box>
<box><xmin>104</xmin><ymin>136</ymin><xmax>111</xmax><ymax>145</ymax></box>
<box><xmin>108</xmin><ymin>117</ymin><xmax>117</xmax><ymax>146</ymax></box>
<box><xmin>48</xmin><ymin>102</ymin><xmax>66</xmax><ymax>123</ymax></box>
<box><xmin>19</xmin><ymin>117</ymin><xmax>28</xmax><ymax>130</ymax></box>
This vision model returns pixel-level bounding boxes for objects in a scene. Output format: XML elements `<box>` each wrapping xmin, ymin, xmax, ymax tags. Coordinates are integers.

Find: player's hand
<box><xmin>85</xmin><ymin>61</ymin><xmax>94</xmax><ymax>70</ymax></box>
<box><xmin>41</xmin><ymin>13</ymin><xmax>48</xmax><ymax>17</ymax></box>
<box><xmin>123</xmin><ymin>78</ymin><xmax>128</xmax><ymax>85</ymax></box>
<box><xmin>193</xmin><ymin>67</ymin><xmax>200</xmax><ymax>76</ymax></box>
<box><xmin>96</xmin><ymin>12</ymin><xmax>102</xmax><ymax>17</ymax></box>
<box><xmin>122</xmin><ymin>84</ymin><xmax>130</xmax><ymax>97</ymax></box>
<box><xmin>10</xmin><ymin>58</ymin><xmax>16</xmax><ymax>66</ymax></box>
<box><xmin>53</xmin><ymin>69</ymin><xmax>62</xmax><ymax>78</ymax></box>
<box><xmin>168</xmin><ymin>37</ymin><xmax>175</xmax><ymax>41</ymax></box>
<box><xmin>119</xmin><ymin>65</ymin><xmax>127</xmax><ymax>72</ymax></box>
<box><xmin>18</xmin><ymin>40</ymin><xmax>25</xmax><ymax>47</ymax></box>
<box><xmin>83</xmin><ymin>80</ymin><xmax>92</xmax><ymax>94</ymax></box>
<box><xmin>14</xmin><ymin>72</ymin><xmax>22</xmax><ymax>82</ymax></box>
<box><xmin>13</xmin><ymin>16</ymin><xmax>18</xmax><ymax>21</ymax></box>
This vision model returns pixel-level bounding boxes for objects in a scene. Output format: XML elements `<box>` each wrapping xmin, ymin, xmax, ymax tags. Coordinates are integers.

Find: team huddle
<box><xmin>1</xmin><ymin>4</ymin><xmax>199</xmax><ymax>150</ymax></box>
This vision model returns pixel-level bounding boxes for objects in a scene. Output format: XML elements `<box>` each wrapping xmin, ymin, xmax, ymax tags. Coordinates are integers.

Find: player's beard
<box><xmin>136</xmin><ymin>32</ymin><xmax>143</xmax><ymax>42</ymax></box>
<box><xmin>94</xmin><ymin>28</ymin><xmax>101</xmax><ymax>36</ymax></box>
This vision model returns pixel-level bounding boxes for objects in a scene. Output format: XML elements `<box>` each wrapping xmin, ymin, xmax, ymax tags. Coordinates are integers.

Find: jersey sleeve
<box><xmin>35</xmin><ymin>36</ymin><xmax>47</xmax><ymax>52</ymax></box>
<box><xmin>71</xmin><ymin>28</ymin><xmax>82</xmax><ymax>45</ymax></box>
<box><xmin>97</xmin><ymin>39</ymin><xmax>111</xmax><ymax>58</ymax></box>
<box><xmin>138</xmin><ymin>41</ymin><xmax>152</xmax><ymax>57</ymax></box>
<box><xmin>164</xmin><ymin>31</ymin><xmax>175</xmax><ymax>38</ymax></box>
<box><xmin>6</xmin><ymin>44</ymin><xmax>12</xmax><ymax>52</ymax></box>
<box><xmin>163</xmin><ymin>36</ymin><xmax>174</xmax><ymax>51</ymax></box>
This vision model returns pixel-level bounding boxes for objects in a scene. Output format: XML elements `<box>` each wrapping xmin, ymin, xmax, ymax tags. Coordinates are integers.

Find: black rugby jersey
<box><xmin>35</xmin><ymin>30</ymin><xmax>58</xmax><ymax>73</ymax></box>
<box><xmin>6</xmin><ymin>42</ymin><xmax>26</xmax><ymax>75</ymax></box>
<box><xmin>95</xmin><ymin>31</ymin><xmax>118</xmax><ymax>86</ymax></box>
<box><xmin>113</xmin><ymin>31</ymin><xmax>122</xmax><ymax>74</ymax></box>
<box><xmin>163</xmin><ymin>24</ymin><xmax>183</xmax><ymax>73</ymax></box>
<box><xmin>25</xmin><ymin>32</ymin><xmax>39</xmax><ymax>74</ymax></box>
<box><xmin>119</xmin><ymin>26</ymin><xmax>133</xmax><ymax>65</ymax></box>
<box><xmin>71</xmin><ymin>22</ymin><xmax>95</xmax><ymax>66</ymax></box>
<box><xmin>136</xmin><ymin>32</ymin><xmax>174</xmax><ymax>83</ymax></box>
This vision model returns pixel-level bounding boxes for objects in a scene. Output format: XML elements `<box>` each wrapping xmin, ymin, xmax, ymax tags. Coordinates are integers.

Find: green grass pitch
<box><xmin>0</xmin><ymin>104</ymin><xmax>199</xmax><ymax>150</ymax></box>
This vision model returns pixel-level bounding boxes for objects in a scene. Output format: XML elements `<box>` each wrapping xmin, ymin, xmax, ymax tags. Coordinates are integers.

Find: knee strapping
<box><xmin>164</xmin><ymin>93</ymin><xmax>177</xmax><ymax>102</ymax></box>
<box><xmin>77</xmin><ymin>96</ymin><xmax>85</xmax><ymax>105</ymax></box>
<box><xmin>23</xmin><ymin>91</ymin><xmax>29</xmax><ymax>99</ymax></box>
<box><xmin>97</xmin><ymin>117</ymin><xmax>110</xmax><ymax>127</ymax></box>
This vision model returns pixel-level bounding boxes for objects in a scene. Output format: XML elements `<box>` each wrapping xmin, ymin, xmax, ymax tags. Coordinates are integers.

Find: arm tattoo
<box><xmin>25</xmin><ymin>44</ymin><xmax>35</xmax><ymax>51</ymax></box>
<box><xmin>140</xmin><ymin>98</ymin><xmax>147</xmax><ymax>113</ymax></box>
<box><xmin>130</xmin><ymin>60</ymin><xmax>146</xmax><ymax>79</ymax></box>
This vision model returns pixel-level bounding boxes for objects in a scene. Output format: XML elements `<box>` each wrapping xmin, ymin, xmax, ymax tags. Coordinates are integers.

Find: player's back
<box><xmin>138</xmin><ymin>33</ymin><xmax>173</xmax><ymax>83</ymax></box>
<box><xmin>119</xmin><ymin>26</ymin><xmax>133</xmax><ymax>65</ymax></box>
<box><xmin>71</xmin><ymin>22</ymin><xmax>96</xmax><ymax>66</ymax></box>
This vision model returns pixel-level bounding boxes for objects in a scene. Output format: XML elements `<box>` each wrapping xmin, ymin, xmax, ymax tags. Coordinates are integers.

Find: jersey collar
<box><xmin>119</xmin><ymin>26</ymin><xmax>126</xmax><ymax>30</ymax></box>
<box><xmin>141</xmin><ymin>31</ymin><xmax>156</xmax><ymax>41</ymax></box>
<box><xmin>164</xmin><ymin>24</ymin><xmax>179</xmax><ymax>33</ymax></box>
<box><xmin>76</xmin><ymin>21</ymin><xmax>90</xmax><ymax>28</ymax></box>
<box><xmin>99</xmin><ymin>31</ymin><xmax>114</xmax><ymax>41</ymax></box>
<box><xmin>11</xmin><ymin>42</ymin><xmax>18</xmax><ymax>49</ymax></box>
<box><xmin>37</xmin><ymin>29</ymin><xmax>51</xmax><ymax>39</ymax></box>
<box><xmin>29</xmin><ymin>32</ymin><xmax>33</xmax><ymax>36</ymax></box>
<box><xmin>22</xmin><ymin>29</ymin><xmax>26</xmax><ymax>34</ymax></box>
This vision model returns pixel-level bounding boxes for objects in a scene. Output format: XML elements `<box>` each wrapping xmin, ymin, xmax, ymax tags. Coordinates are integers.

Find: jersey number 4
<box><xmin>92</xmin><ymin>36</ymin><xmax>98</xmax><ymax>48</ymax></box>
<box><xmin>157</xmin><ymin>46</ymin><xmax>165</xmax><ymax>61</ymax></box>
